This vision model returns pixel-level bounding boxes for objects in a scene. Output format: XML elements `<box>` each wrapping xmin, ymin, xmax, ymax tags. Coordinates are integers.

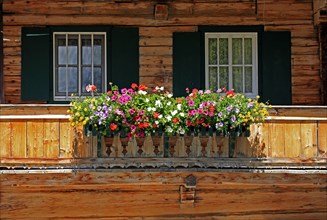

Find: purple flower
<box><xmin>218</xmin><ymin>112</ymin><xmax>223</xmax><ymax>117</ymax></box>
<box><xmin>121</xmin><ymin>88</ymin><xmax>127</xmax><ymax>94</ymax></box>
<box><xmin>97</xmin><ymin>106</ymin><xmax>102</xmax><ymax>111</ymax></box>
<box><xmin>227</xmin><ymin>105</ymin><xmax>233</xmax><ymax>111</ymax></box>
<box><xmin>235</xmin><ymin>108</ymin><xmax>239</xmax><ymax>114</ymax></box>
<box><xmin>231</xmin><ymin>116</ymin><xmax>236</xmax><ymax>122</ymax></box>
<box><xmin>188</xmin><ymin>100</ymin><xmax>194</xmax><ymax>107</ymax></box>
<box><xmin>247</xmin><ymin>102</ymin><xmax>253</xmax><ymax>108</ymax></box>
<box><xmin>215</xmin><ymin>122</ymin><xmax>224</xmax><ymax>129</ymax></box>
<box><xmin>129</xmin><ymin>108</ymin><xmax>135</xmax><ymax>114</ymax></box>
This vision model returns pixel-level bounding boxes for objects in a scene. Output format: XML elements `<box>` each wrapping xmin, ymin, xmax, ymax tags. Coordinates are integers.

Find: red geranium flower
<box><xmin>139</xmin><ymin>84</ymin><xmax>147</xmax><ymax>91</ymax></box>
<box><xmin>153</xmin><ymin>112</ymin><xmax>160</xmax><ymax>119</ymax></box>
<box><xmin>131</xmin><ymin>83</ymin><xmax>138</xmax><ymax>90</ymax></box>
<box><xmin>110</xmin><ymin>123</ymin><xmax>118</xmax><ymax>131</ymax></box>
<box><xmin>172</xmin><ymin>118</ymin><xmax>179</xmax><ymax>124</ymax></box>
<box><xmin>226</xmin><ymin>90</ymin><xmax>235</xmax><ymax>97</ymax></box>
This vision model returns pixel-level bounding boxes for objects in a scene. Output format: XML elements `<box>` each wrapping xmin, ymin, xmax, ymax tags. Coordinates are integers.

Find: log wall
<box><xmin>2</xmin><ymin>0</ymin><xmax>323</xmax><ymax>104</ymax></box>
<box><xmin>1</xmin><ymin>171</ymin><xmax>326</xmax><ymax>219</ymax></box>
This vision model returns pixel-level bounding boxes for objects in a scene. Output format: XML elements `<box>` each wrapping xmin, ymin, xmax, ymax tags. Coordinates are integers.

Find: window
<box><xmin>21</xmin><ymin>26</ymin><xmax>139</xmax><ymax>103</ymax></box>
<box><xmin>205</xmin><ymin>33</ymin><xmax>257</xmax><ymax>97</ymax></box>
<box><xmin>173</xmin><ymin>26</ymin><xmax>291</xmax><ymax>104</ymax></box>
<box><xmin>53</xmin><ymin>32</ymin><xmax>106</xmax><ymax>101</ymax></box>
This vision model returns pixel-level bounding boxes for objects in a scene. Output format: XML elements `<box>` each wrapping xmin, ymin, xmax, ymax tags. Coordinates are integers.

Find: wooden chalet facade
<box><xmin>1</xmin><ymin>0</ymin><xmax>327</xmax><ymax>219</ymax></box>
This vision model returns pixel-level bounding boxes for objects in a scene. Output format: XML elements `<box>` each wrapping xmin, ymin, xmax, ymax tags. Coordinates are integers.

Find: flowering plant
<box><xmin>68</xmin><ymin>83</ymin><xmax>270</xmax><ymax>138</ymax></box>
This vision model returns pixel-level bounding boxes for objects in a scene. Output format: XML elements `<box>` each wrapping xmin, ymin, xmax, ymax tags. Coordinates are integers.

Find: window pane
<box><xmin>94</xmin><ymin>67</ymin><xmax>103</xmax><ymax>92</ymax></box>
<box><xmin>232</xmin><ymin>67</ymin><xmax>242</xmax><ymax>93</ymax></box>
<box><xmin>68</xmin><ymin>67</ymin><xmax>78</xmax><ymax>93</ymax></box>
<box><xmin>58</xmin><ymin>67</ymin><xmax>66</xmax><ymax>93</ymax></box>
<box><xmin>209</xmin><ymin>67</ymin><xmax>217</xmax><ymax>90</ymax></box>
<box><xmin>82</xmin><ymin>35</ymin><xmax>92</xmax><ymax>65</ymax></box>
<box><xmin>82</xmin><ymin>67</ymin><xmax>92</xmax><ymax>93</ymax></box>
<box><xmin>68</xmin><ymin>35</ymin><xmax>78</xmax><ymax>65</ymax></box>
<box><xmin>208</xmin><ymin>38</ymin><xmax>217</xmax><ymax>65</ymax></box>
<box><xmin>219</xmin><ymin>67</ymin><xmax>228</xmax><ymax>90</ymax></box>
<box><xmin>219</xmin><ymin>38</ymin><xmax>228</xmax><ymax>65</ymax></box>
<box><xmin>57</xmin><ymin>37</ymin><xmax>66</xmax><ymax>65</ymax></box>
<box><xmin>244</xmin><ymin>38</ymin><xmax>252</xmax><ymax>65</ymax></box>
<box><xmin>245</xmin><ymin>66</ymin><xmax>252</xmax><ymax>93</ymax></box>
<box><xmin>232</xmin><ymin>38</ymin><xmax>242</xmax><ymax>65</ymax></box>
<box><xmin>94</xmin><ymin>36</ymin><xmax>103</xmax><ymax>65</ymax></box>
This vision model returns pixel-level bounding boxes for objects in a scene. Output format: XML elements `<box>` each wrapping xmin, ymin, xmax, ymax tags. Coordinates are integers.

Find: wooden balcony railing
<box><xmin>0</xmin><ymin>105</ymin><xmax>326</xmax><ymax>166</ymax></box>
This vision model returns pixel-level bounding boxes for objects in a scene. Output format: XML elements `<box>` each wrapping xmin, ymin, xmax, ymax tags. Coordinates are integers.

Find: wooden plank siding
<box><xmin>1</xmin><ymin>171</ymin><xmax>326</xmax><ymax>219</ymax></box>
<box><xmin>1</xmin><ymin>0</ymin><xmax>323</xmax><ymax>104</ymax></box>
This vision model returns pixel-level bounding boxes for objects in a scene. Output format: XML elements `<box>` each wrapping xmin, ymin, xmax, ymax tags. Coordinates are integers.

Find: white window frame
<box><xmin>205</xmin><ymin>32</ymin><xmax>258</xmax><ymax>98</ymax></box>
<box><xmin>53</xmin><ymin>32</ymin><xmax>107</xmax><ymax>101</ymax></box>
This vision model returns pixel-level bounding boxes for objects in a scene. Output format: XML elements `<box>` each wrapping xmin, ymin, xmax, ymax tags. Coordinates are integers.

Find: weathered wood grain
<box><xmin>43</xmin><ymin>119</ymin><xmax>60</xmax><ymax>158</ymax></box>
<box><xmin>318</xmin><ymin>121</ymin><xmax>327</xmax><ymax>157</ymax></box>
<box><xmin>11</xmin><ymin>120</ymin><xmax>27</xmax><ymax>158</ymax></box>
<box><xmin>26</xmin><ymin>120</ymin><xmax>44</xmax><ymax>158</ymax></box>
<box><xmin>0</xmin><ymin>120</ymin><xmax>11</xmax><ymax>157</ymax></box>
<box><xmin>1</xmin><ymin>171</ymin><xmax>326</xmax><ymax>219</ymax></box>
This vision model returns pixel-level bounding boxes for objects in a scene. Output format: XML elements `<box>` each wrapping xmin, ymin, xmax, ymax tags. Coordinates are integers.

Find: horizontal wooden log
<box><xmin>1</xmin><ymin>171</ymin><xmax>326</xmax><ymax>219</ymax></box>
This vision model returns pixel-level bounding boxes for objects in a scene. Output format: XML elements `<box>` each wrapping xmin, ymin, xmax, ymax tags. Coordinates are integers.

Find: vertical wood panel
<box><xmin>43</xmin><ymin>120</ymin><xmax>60</xmax><ymax>158</ymax></box>
<box><xmin>284</xmin><ymin>122</ymin><xmax>301</xmax><ymax>157</ymax></box>
<box><xmin>269</xmin><ymin>122</ymin><xmax>285</xmax><ymax>157</ymax></box>
<box><xmin>259</xmin><ymin>123</ymin><xmax>269</xmax><ymax>158</ymax></box>
<box><xmin>11</xmin><ymin>121</ymin><xmax>27</xmax><ymax>158</ymax></box>
<box><xmin>0</xmin><ymin>121</ymin><xmax>11</xmax><ymax>157</ymax></box>
<box><xmin>235</xmin><ymin>136</ymin><xmax>252</xmax><ymax>157</ymax></box>
<box><xmin>318</xmin><ymin>121</ymin><xmax>327</xmax><ymax>157</ymax></box>
<box><xmin>59</xmin><ymin>120</ymin><xmax>73</xmax><ymax>158</ymax></box>
<box><xmin>301</xmin><ymin>121</ymin><xmax>317</xmax><ymax>158</ymax></box>
<box><xmin>27</xmin><ymin>120</ymin><xmax>44</xmax><ymax>158</ymax></box>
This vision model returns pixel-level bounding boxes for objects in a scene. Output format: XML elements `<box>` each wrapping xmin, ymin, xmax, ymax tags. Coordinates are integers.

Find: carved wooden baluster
<box><xmin>152</xmin><ymin>135</ymin><xmax>162</xmax><ymax>156</ymax></box>
<box><xmin>105</xmin><ymin>136</ymin><xmax>115</xmax><ymax>157</ymax></box>
<box><xmin>120</xmin><ymin>136</ymin><xmax>130</xmax><ymax>157</ymax></box>
<box><xmin>168</xmin><ymin>136</ymin><xmax>178</xmax><ymax>157</ymax></box>
<box><xmin>135</xmin><ymin>137</ymin><xmax>145</xmax><ymax>157</ymax></box>
<box><xmin>199</xmin><ymin>128</ymin><xmax>209</xmax><ymax>157</ymax></box>
<box><xmin>184</xmin><ymin>135</ymin><xmax>193</xmax><ymax>157</ymax></box>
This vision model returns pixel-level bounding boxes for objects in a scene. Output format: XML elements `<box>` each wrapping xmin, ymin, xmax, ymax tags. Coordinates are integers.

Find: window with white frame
<box><xmin>205</xmin><ymin>33</ymin><xmax>258</xmax><ymax>97</ymax></box>
<box><xmin>53</xmin><ymin>32</ymin><xmax>106</xmax><ymax>100</ymax></box>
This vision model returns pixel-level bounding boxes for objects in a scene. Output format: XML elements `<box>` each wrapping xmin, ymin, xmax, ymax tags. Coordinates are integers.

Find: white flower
<box><xmin>151</xmin><ymin>107</ymin><xmax>156</xmax><ymax>111</ymax></box>
<box><xmin>171</xmin><ymin>110</ymin><xmax>177</xmax><ymax>116</ymax></box>
<box><xmin>145</xmin><ymin>98</ymin><xmax>149</xmax><ymax>102</ymax></box>
<box><xmin>178</xmin><ymin>127</ymin><xmax>185</xmax><ymax>135</ymax></box>
<box><xmin>155</xmin><ymin>100</ymin><xmax>162</xmax><ymax>107</ymax></box>
<box><xmin>155</xmin><ymin>121</ymin><xmax>159</xmax><ymax>125</ymax></box>
<box><xmin>167</xmin><ymin>101</ymin><xmax>171</xmax><ymax>106</ymax></box>
<box><xmin>138</xmin><ymin>90</ymin><xmax>147</xmax><ymax>95</ymax></box>
<box><xmin>167</xmin><ymin>93</ymin><xmax>173</xmax><ymax>98</ymax></box>
<box><xmin>158</xmin><ymin>115</ymin><xmax>163</xmax><ymax>119</ymax></box>
<box><xmin>147</xmin><ymin>107</ymin><xmax>152</xmax><ymax>112</ymax></box>
<box><xmin>166</xmin><ymin>126</ymin><xmax>173</xmax><ymax>133</ymax></box>
<box><xmin>160</xmin><ymin>86</ymin><xmax>164</xmax><ymax>91</ymax></box>
<box><xmin>166</xmin><ymin>115</ymin><xmax>172</xmax><ymax>121</ymax></box>
<box><xmin>180</xmin><ymin>112</ymin><xmax>185</xmax><ymax>117</ymax></box>
<box><xmin>177</xmin><ymin>104</ymin><xmax>182</xmax><ymax>110</ymax></box>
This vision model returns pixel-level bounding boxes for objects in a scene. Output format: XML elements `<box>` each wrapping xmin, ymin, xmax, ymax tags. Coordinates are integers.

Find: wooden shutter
<box><xmin>173</xmin><ymin>32</ymin><xmax>202</xmax><ymax>97</ymax></box>
<box><xmin>261</xmin><ymin>31</ymin><xmax>292</xmax><ymax>104</ymax></box>
<box><xmin>110</xmin><ymin>27</ymin><xmax>139</xmax><ymax>89</ymax></box>
<box><xmin>21</xmin><ymin>27</ymin><xmax>50</xmax><ymax>101</ymax></box>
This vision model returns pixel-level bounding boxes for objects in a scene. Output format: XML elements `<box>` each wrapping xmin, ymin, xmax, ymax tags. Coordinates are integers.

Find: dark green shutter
<box><xmin>261</xmin><ymin>31</ymin><xmax>292</xmax><ymax>104</ymax></box>
<box><xmin>21</xmin><ymin>27</ymin><xmax>50</xmax><ymax>101</ymax></box>
<box><xmin>110</xmin><ymin>27</ymin><xmax>139</xmax><ymax>89</ymax></box>
<box><xmin>173</xmin><ymin>32</ymin><xmax>202</xmax><ymax>97</ymax></box>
